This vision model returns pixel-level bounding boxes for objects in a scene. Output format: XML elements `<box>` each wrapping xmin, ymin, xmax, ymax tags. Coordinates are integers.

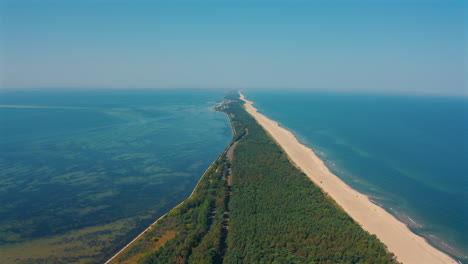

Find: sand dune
<box><xmin>239</xmin><ymin>92</ymin><xmax>456</xmax><ymax>264</ymax></box>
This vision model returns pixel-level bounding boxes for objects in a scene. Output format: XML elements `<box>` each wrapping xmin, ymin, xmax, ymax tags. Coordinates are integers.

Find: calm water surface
<box><xmin>245</xmin><ymin>90</ymin><xmax>467</xmax><ymax>262</ymax></box>
<box><xmin>0</xmin><ymin>89</ymin><xmax>232</xmax><ymax>263</ymax></box>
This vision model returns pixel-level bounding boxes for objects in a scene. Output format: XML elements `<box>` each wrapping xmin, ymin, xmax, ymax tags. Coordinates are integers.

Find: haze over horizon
<box><xmin>1</xmin><ymin>0</ymin><xmax>466</xmax><ymax>96</ymax></box>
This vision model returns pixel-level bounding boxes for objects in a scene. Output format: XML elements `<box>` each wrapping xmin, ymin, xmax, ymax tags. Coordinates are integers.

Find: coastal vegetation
<box><xmin>108</xmin><ymin>134</ymin><xmax>234</xmax><ymax>264</ymax></box>
<box><xmin>109</xmin><ymin>93</ymin><xmax>396</xmax><ymax>264</ymax></box>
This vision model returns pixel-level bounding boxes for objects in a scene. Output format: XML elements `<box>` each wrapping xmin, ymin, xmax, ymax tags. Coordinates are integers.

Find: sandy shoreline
<box><xmin>239</xmin><ymin>92</ymin><xmax>456</xmax><ymax>264</ymax></box>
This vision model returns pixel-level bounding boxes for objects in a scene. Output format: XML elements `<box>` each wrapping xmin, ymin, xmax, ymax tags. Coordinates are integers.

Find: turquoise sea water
<box><xmin>0</xmin><ymin>89</ymin><xmax>232</xmax><ymax>263</ymax></box>
<box><xmin>244</xmin><ymin>90</ymin><xmax>467</xmax><ymax>262</ymax></box>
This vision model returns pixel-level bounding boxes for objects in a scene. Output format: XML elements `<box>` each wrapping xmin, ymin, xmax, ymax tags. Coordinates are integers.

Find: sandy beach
<box><xmin>239</xmin><ymin>92</ymin><xmax>456</xmax><ymax>264</ymax></box>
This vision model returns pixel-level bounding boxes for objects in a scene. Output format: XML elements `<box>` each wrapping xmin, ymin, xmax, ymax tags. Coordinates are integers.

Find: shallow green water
<box><xmin>0</xmin><ymin>89</ymin><xmax>232</xmax><ymax>263</ymax></box>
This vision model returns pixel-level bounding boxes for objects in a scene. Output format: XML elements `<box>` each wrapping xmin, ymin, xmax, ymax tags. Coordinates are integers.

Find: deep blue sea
<box><xmin>244</xmin><ymin>90</ymin><xmax>467</xmax><ymax>262</ymax></box>
<box><xmin>0</xmin><ymin>89</ymin><xmax>232</xmax><ymax>263</ymax></box>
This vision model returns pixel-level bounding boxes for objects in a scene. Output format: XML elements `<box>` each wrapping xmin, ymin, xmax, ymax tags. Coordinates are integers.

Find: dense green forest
<box><xmin>109</xmin><ymin>93</ymin><xmax>396</xmax><ymax>264</ymax></box>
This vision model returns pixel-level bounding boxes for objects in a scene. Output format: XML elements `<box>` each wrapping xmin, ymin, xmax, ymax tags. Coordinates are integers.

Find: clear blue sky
<box><xmin>1</xmin><ymin>0</ymin><xmax>466</xmax><ymax>95</ymax></box>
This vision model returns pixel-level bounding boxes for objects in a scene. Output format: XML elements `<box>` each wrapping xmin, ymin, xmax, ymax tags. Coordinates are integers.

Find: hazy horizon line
<box><xmin>1</xmin><ymin>86</ymin><xmax>466</xmax><ymax>98</ymax></box>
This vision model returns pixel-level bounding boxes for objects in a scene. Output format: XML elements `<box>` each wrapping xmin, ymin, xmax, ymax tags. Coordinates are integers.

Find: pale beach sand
<box><xmin>239</xmin><ymin>92</ymin><xmax>456</xmax><ymax>264</ymax></box>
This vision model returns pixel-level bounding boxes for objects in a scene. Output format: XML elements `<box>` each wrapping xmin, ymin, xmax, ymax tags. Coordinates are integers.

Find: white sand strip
<box><xmin>239</xmin><ymin>92</ymin><xmax>456</xmax><ymax>264</ymax></box>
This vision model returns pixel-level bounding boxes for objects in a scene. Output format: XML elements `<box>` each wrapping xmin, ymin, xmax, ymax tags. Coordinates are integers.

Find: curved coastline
<box><xmin>242</xmin><ymin>95</ymin><xmax>466</xmax><ymax>262</ymax></box>
<box><xmin>239</xmin><ymin>92</ymin><xmax>457</xmax><ymax>264</ymax></box>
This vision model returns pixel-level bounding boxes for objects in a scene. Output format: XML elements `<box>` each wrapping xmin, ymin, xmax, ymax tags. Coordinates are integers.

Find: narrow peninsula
<box><xmin>106</xmin><ymin>93</ymin><xmax>429</xmax><ymax>264</ymax></box>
